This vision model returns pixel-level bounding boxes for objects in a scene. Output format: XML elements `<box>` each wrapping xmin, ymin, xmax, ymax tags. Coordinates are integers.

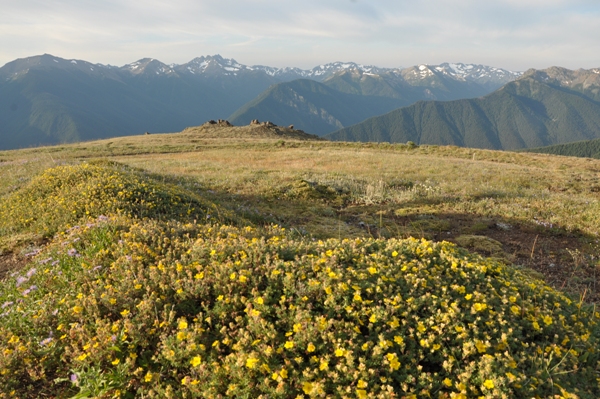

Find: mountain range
<box><xmin>326</xmin><ymin>67</ymin><xmax>600</xmax><ymax>150</ymax></box>
<box><xmin>229</xmin><ymin>64</ymin><xmax>520</xmax><ymax>135</ymax></box>
<box><xmin>0</xmin><ymin>54</ymin><xmax>520</xmax><ymax>150</ymax></box>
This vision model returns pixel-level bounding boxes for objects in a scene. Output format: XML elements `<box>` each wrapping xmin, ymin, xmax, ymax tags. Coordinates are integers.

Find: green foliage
<box><xmin>0</xmin><ymin>161</ymin><xmax>237</xmax><ymax>240</ymax></box>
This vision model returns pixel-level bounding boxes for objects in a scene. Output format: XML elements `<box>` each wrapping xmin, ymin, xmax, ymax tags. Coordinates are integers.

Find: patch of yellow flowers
<box><xmin>0</xmin><ymin>164</ymin><xmax>598</xmax><ymax>398</ymax></box>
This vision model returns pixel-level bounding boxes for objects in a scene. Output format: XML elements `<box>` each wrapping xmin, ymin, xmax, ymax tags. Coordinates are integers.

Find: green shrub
<box><xmin>0</xmin><ymin>216</ymin><xmax>598</xmax><ymax>398</ymax></box>
<box><xmin>0</xmin><ymin>161</ymin><xmax>237</xmax><ymax>240</ymax></box>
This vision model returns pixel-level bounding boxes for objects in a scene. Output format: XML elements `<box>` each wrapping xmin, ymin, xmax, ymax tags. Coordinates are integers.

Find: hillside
<box><xmin>1</xmin><ymin>132</ymin><xmax>600</xmax><ymax>398</ymax></box>
<box><xmin>523</xmin><ymin>137</ymin><xmax>600</xmax><ymax>158</ymax></box>
<box><xmin>327</xmin><ymin>67</ymin><xmax>600</xmax><ymax>150</ymax></box>
<box><xmin>229</xmin><ymin>79</ymin><xmax>408</xmax><ymax>135</ymax></box>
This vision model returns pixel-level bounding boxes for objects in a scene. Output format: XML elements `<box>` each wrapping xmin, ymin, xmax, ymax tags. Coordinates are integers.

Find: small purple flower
<box><xmin>73</xmin><ymin>238</ymin><xmax>80</xmax><ymax>243</ymax></box>
<box><xmin>39</xmin><ymin>257</ymin><xmax>53</xmax><ymax>265</ymax></box>
<box><xmin>67</xmin><ymin>248</ymin><xmax>78</xmax><ymax>257</ymax></box>
<box><xmin>22</xmin><ymin>289</ymin><xmax>31</xmax><ymax>296</ymax></box>
<box><xmin>40</xmin><ymin>337</ymin><xmax>53</xmax><ymax>346</ymax></box>
<box><xmin>92</xmin><ymin>265</ymin><xmax>102</xmax><ymax>272</ymax></box>
<box><xmin>1</xmin><ymin>301</ymin><xmax>13</xmax><ymax>309</ymax></box>
<box><xmin>24</xmin><ymin>249</ymin><xmax>41</xmax><ymax>257</ymax></box>
<box><xmin>26</xmin><ymin>268</ymin><xmax>37</xmax><ymax>278</ymax></box>
<box><xmin>110</xmin><ymin>335</ymin><xmax>117</xmax><ymax>342</ymax></box>
<box><xmin>16</xmin><ymin>276</ymin><xmax>28</xmax><ymax>287</ymax></box>
<box><xmin>70</xmin><ymin>373</ymin><xmax>78</xmax><ymax>383</ymax></box>
<box><xmin>52</xmin><ymin>309</ymin><xmax>59</xmax><ymax>316</ymax></box>
<box><xmin>125</xmin><ymin>255</ymin><xmax>132</xmax><ymax>262</ymax></box>
<box><xmin>52</xmin><ymin>260</ymin><xmax>60</xmax><ymax>266</ymax></box>
<box><xmin>98</xmin><ymin>215</ymin><xmax>108</xmax><ymax>221</ymax></box>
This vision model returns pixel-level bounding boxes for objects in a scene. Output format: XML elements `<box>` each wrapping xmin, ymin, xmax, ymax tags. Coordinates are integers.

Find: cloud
<box><xmin>0</xmin><ymin>0</ymin><xmax>598</xmax><ymax>70</ymax></box>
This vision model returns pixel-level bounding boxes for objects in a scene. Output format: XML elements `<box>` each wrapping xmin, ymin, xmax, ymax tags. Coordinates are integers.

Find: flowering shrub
<box><xmin>0</xmin><ymin>161</ymin><xmax>236</xmax><ymax>239</ymax></box>
<box><xmin>1</xmin><ymin>215</ymin><xmax>598</xmax><ymax>398</ymax></box>
<box><xmin>0</xmin><ymin>163</ymin><xmax>599</xmax><ymax>398</ymax></box>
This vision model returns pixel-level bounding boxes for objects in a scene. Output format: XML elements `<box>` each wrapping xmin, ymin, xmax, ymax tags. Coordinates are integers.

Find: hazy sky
<box><xmin>1</xmin><ymin>0</ymin><xmax>599</xmax><ymax>71</ymax></box>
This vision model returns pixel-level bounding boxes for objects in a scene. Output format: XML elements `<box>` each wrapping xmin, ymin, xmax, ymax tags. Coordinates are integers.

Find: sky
<box><xmin>1</xmin><ymin>0</ymin><xmax>599</xmax><ymax>71</ymax></box>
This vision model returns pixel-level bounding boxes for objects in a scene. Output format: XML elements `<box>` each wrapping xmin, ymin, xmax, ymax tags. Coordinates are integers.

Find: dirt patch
<box><xmin>356</xmin><ymin>209</ymin><xmax>600</xmax><ymax>304</ymax></box>
<box><xmin>0</xmin><ymin>253</ymin><xmax>29</xmax><ymax>280</ymax></box>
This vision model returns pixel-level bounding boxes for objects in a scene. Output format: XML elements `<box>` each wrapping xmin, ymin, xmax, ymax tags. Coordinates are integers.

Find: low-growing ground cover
<box><xmin>0</xmin><ymin>162</ymin><xmax>599</xmax><ymax>398</ymax></box>
<box><xmin>2</xmin><ymin>131</ymin><xmax>600</xmax><ymax>397</ymax></box>
<box><xmin>2</xmin><ymin>215</ymin><xmax>599</xmax><ymax>398</ymax></box>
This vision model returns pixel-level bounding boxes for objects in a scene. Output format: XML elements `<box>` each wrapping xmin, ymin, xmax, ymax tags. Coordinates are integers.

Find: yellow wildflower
<box><xmin>302</xmin><ymin>382</ymin><xmax>314</xmax><ymax>394</ymax></box>
<box><xmin>190</xmin><ymin>356</ymin><xmax>201</xmax><ymax>367</ymax></box>
<box><xmin>483</xmin><ymin>380</ymin><xmax>494</xmax><ymax>389</ymax></box>
<box><xmin>245</xmin><ymin>357</ymin><xmax>259</xmax><ymax>369</ymax></box>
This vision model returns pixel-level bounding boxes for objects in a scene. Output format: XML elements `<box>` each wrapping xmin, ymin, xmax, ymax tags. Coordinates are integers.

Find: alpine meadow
<box><xmin>0</xmin><ymin>121</ymin><xmax>599</xmax><ymax>398</ymax></box>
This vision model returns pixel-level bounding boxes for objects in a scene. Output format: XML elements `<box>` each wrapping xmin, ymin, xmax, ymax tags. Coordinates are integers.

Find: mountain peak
<box><xmin>121</xmin><ymin>58</ymin><xmax>176</xmax><ymax>76</ymax></box>
<box><xmin>0</xmin><ymin>54</ymin><xmax>113</xmax><ymax>80</ymax></box>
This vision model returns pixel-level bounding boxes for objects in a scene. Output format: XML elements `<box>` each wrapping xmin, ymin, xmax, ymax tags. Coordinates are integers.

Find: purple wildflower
<box><xmin>40</xmin><ymin>337</ymin><xmax>53</xmax><ymax>346</ymax></box>
<box><xmin>1</xmin><ymin>301</ymin><xmax>13</xmax><ymax>309</ymax></box>
<box><xmin>24</xmin><ymin>249</ymin><xmax>41</xmax><ymax>257</ymax></box>
<box><xmin>51</xmin><ymin>260</ymin><xmax>60</xmax><ymax>266</ymax></box>
<box><xmin>22</xmin><ymin>285</ymin><xmax>36</xmax><ymax>296</ymax></box>
<box><xmin>70</xmin><ymin>373</ymin><xmax>78</xmax><ymax>383</ymax></box>
<box><xmin>98</xmin><ymin>215</ymin><xmax>108</xmax><ymax>221</ymax></box>
<box><xmin>16</xmin><ymin>276</ymin><xmax>28</xmax><ymax>287</ymax></box>
<box><xmin>26</xmin><ymin>268</ymin><xmax>37</xmax><ymax>278</ymax></box>
<box><xmin>67</xmin><ymin>248</ymin><xmax>78</xmax><ymax>257</ymax></box>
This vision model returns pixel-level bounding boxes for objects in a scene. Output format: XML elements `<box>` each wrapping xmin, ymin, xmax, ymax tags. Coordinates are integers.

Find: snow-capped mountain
<box><xmin>400</xmin><ymin>63</ymin><xmax>522</xmax><ymax>91</ymax></box>
<box><xmin>0</xmin><ymin>53</ymin><xmax>528</xmax><ymax>151</ymax></box>
<box><xmin>0</xmin><ymin>54</ymin><xmax>523</xmax><ymax>89</ymax></box>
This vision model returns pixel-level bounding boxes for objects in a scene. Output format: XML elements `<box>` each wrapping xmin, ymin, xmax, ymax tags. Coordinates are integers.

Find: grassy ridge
<box><xmin>523</xmin><ymin>138</ymin><xmax>600</xmax><ymax>159</ymax></box>
<box><xmin>0</xmin><ymin>161</ymin><xmax>599</xmax><ymax>398</ymax></box>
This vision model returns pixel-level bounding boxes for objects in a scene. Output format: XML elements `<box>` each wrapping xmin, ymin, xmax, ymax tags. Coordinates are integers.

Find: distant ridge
<box><xmin>326</xmin><ymin>66</ymin><xmax>600</xmax><ymax>150</ymax></box>
<box><xmin>522</xmin><ymin>138</ymin><xmax>600</xmax><ymax>159</ymax></box>
<box><xmin>228</xmin><ymin>64</ymin><xmax>520</xmax><ymax>136</ymax></box>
